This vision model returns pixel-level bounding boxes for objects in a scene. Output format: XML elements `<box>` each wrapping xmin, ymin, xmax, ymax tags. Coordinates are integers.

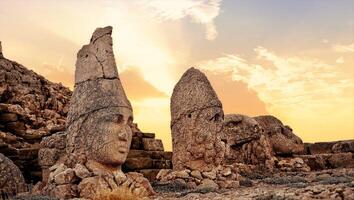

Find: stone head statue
<box><xmin>221</xmin><ymin>114</ymin><xmax>274</xmax><ymax>168</ymax></box>
<box><xmin>171</xmin><ymin>67</ymin><xmax>225</xmax><ymax>172</ymax></box>
<box><xmin>254</xmin><ymin>115</ymin><xmax>304</xmax><ymax>155</ymax></box>
<box><xmin>66</xmin><ymin>26</ymin><xmax>133</xmax><ymax>172</ymax></box>
<box><xmin>222</xmin><ymin>114</ymin><xmax>262</xmax><ymax>146</ymax></box>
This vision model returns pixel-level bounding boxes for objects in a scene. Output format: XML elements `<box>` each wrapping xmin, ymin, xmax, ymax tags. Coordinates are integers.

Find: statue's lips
<box><xmin>118</xmin><ymin>147</ymin><xmax>127</xmax><ymax>153</ymax></box>
<box><xmin>117</xmin><ymin>142</ymin><xmax>128</xmax><ymax>153</ymax></box>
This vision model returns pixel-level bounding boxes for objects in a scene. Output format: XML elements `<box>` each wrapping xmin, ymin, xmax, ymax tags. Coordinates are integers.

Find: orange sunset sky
<box><xmin>0</xmin><ymin>0</ymin><xmax>353</xmax><ymax>151</ymax></box>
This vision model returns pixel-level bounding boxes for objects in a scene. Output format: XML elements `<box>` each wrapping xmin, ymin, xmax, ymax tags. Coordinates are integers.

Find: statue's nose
<box><xmin>118</xmin><ymin>129</ymin><xmax>127</xmax><ymax>141</ymax></box>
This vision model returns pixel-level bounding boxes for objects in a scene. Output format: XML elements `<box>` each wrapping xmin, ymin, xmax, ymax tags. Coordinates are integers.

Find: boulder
<box><xmin>0</xmin><ymin>153</ymin><xmax>26</xmax><ymax>195</ymax></box>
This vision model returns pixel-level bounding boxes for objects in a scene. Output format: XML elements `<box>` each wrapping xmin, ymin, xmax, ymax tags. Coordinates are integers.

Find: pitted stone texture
<box><xmin>66</xmin><ymin>26</ymin><xmax>133</xmax><ymax>170</ymax></box>
<box><xmin>254</xmin><ymin>115</ymin><xmax>304</xmax><ymax>155</ymax></box>
<box><xmin>0</xmin><ymin>153</ymin><xmax>26</xmax><ymax>194</ymax></box>
<box><xmin>222</xmin><ymin>114</ymin><xmax>275</xmax><ymax>169</ymax></box>
<box><xmin>0</xmin><ymin>48</ymin><xmax>71</xmax><ymax>183</ymax></box>
<box><xmin>75</xmin><ymin>26</ymin><xmax>118</xmax><ymax>84</ymax></box>
<box><xmin>41</xmin><ymin>26</ymin><xmax>154</xmax><ymax>199</ymax></box>
<box><xmin>171</xmin><ymin>67</ymin><xmax>225</xmax><ymax>172</ymax></box>
<box><xmin>223</xmin><ymin>114</ymin><xmax>261</xmax><ymax>145</ymax></box>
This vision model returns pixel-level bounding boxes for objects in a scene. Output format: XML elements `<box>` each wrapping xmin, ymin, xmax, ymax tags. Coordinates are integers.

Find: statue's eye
<box><xmin>210</xmin><ymin>113</ymin><xmax>221</xmax><ymax>122</ymax></box>
<box><xmin>115</xmin><ymin>114</ymin><xmax>124</xmax><ymax>124</ymax></box>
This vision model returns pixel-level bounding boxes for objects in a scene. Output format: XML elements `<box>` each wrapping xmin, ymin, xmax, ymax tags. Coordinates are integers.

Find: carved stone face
<box><xmin>172</xmin><ymin>107</ymin><xmax>225</xmax><ymax>171</ymax></box>
<box><xmin>222</xmin><ymin>114</ymin><xmax>262</xmax><ymax>146</ymax></box>
<box><xmin>171</xmin><ymin>67</ymin><xmax>225</xmax><ymax>172</ymax></box>
<box><xmin>81</xmin><ymin>111</ymin><xmax>132</xmax><ymax>167</ymax></box>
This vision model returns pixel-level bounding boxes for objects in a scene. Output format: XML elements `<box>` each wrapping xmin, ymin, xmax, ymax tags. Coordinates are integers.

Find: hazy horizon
<box><xmin>1</xmin><ymin>0</ymin><xmax>353</xmax><ymax>151</ymax></box>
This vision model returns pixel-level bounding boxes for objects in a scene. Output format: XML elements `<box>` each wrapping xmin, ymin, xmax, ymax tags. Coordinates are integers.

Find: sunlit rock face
<box><xmin>254</xmin><ymin>115</ymin><xmax>304</xmax><ymax>155</ymax></box>
<box><xmin>171</xmin><ymin>67</ymin><xmax>225</xmax><ymax>172</ymax></box>
<box><xmin>66</xmin><ymin>26</ymin><xmax>133</xmax><ymax>172</ymax></box>
<box><xmin>37</xmin><ymin>27</ymin><xmax>155</xmax><ymax>199</ymax></box>
<box><xmin>222</xmin><ymin>114</ymin><xmax>275</xmax><ymax>170</ymax></box>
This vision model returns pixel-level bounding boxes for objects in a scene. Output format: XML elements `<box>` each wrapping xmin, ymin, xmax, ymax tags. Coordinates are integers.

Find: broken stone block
<box><xmin>142</xmin><ymin>138</ymin><xmax>164</xmax><ymax>151</ymax></box>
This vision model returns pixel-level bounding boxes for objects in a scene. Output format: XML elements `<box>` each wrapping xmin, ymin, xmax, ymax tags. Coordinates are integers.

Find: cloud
<box><xmin>333</xmin><ymin>43</ymin><xmax>354</xmax><ymax>53</ymax></box>
<box><xmin>120</xmin><ymin>67</ymin><xmax>167</xmax><ymax>100</ymax></box>
<box><xmin>198</xmin><ymin>47</ymin><xmax>354</xmax><ymax>142</ymax></box>
<box><xmin>141</xmin><ymin>0</ymin><xmax>222</xmax><ymax>40</ymax></box>
<box><xmin>198</xmin><ymin>47</ymin><xmax>354</xmax><ymax>115</ymax></box>
<box><xmin>205</xmin><ymin>71</ymin><xmax>268</xmax><ymax>116</ymax></box>
<box><xmin>336</xmin><ymin>57</ymin><xmax>344</xmax><ymax>64</ymax></box>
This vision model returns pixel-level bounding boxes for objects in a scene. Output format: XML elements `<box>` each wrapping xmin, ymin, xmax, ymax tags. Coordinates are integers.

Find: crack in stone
<box><xmin>91</xmin><ymin>32</ymin><xmax>111</xmax><ymax>45</ymax></box>
<box><xmin>171</xmin><ymin>104</ymin><xmax>222</xmax><ymax>128</ymax></box>
<box><xmin>75</xmin><ymin>76</ymin><xmax>119</xmax><ymax>86</ymax></box>
<box><xmin>67</xmin><ymin>105</ymin><xmax>132</xmax><ymax>128</ymax></box>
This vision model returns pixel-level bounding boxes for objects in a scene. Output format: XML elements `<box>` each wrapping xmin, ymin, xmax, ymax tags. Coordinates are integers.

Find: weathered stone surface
<box><xmin>0</xmin><ymin>153</ymin><xmax>26</xmax><ymax>194</ymax></box>
<box><xmin>197</xmin><ymin>179</ymin><xmax>219</xmax><ymax>190</ymax></box>
<box><xmin>327</xmin><ymin>153</ymin><xmax>354</xmax><ymax>168</ymax></box>
<box><xmin>307</xmin><ymin>142</ymin><xmax>336</xmax><ymax>154</ymax></box>
<box><xmin>191</xmin><ymin>170</ymin><xmax>203</xmax><ymax>180</ymax></box>
<box><xmin>0</xmin><ymin>41</ymin><xmax>2</xmax><ymax>58</ymax></box>
<box><xmin>124</xmin><ymin>157</ymin><xmax>153</xmax><ymax>170</ymax></box>
<box><xmin>254</xmin><ymin>115</ymin><xmax>304</xmax><ymax>155</ymax></box>
<box><xmin>0</xmin><ymin>43</ymin><xmax>71</xmax><ymax>183</ymax></box>
<box><xmin>332</xmin><ymin>140</ymin><xmax>354</xmax><ymax>153</ymax></box>
<box><xmin>300</xmin><ymin>153</ymin><xmax>354</xmax><ymax>170</ymax></box>
<box><xmin>138</xmin><ymin>169</ymin><xmax>161</xmax><ymax>181</ymax></box>
<box><xmin>130</xmin><ymin>136</ymin><xmax>143</xmax><ymax>150</ymax></box>
<box><xmin>125</xmin><ymin>172</ymin><xmax>156</xmax><ymax>197</ymax></box>
<box><xmin>276</xmin><ymin>157</ymin><xmax>311</xmax><ymax>172</ymax></box>
<box><xmin>52</xmin><ymin>184</ymin><xmax>78</xmax><ymax>199</ymax></box>
<box><xmin>38</xmin><ymin>148</ymin><xmax>61</xmax><ymax>167</ymax></box>
<box><xmin>171</xmin><ymin>67</ymin><xmax>225</xmax><ymax>172</ymax></box>
<box><xmin>66</xmin><ymin>26</ymin><xmax>133</xmax><ymax>171</ymax></box>
<box><xmin>143</xmin><ymin>138</ymin><xmax>164</xmax><ymax>151</ymax></box>
<box><xmin>54</xmin><ymin>168</ymin><xmax>77</xmax><ymax>185</ymax></box>
<box><xmin>73</xmin><ymin>164</ymin><xmax>91</xmax><ymax>179</ymax></box>
<box><xmin>40</xmin><ymin>26</ymin><xmax>154</xmax><ymax>199</ymax></box>
<box><xmin>222</xmin><ymin>114</ymin><xmax>275</xmax><ymax>170</ymax></box>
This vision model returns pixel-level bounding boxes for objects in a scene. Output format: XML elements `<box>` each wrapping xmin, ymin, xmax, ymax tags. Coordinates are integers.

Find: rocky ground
<box><xmin>152</xmin><ymin>168</ymin><xmax>354</xmax><ymax>200</ymax></box>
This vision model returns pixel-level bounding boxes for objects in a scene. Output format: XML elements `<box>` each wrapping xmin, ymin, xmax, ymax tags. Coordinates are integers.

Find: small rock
<box><xmin>54</xmin><ymin>168</ymin><xmax>77</xmax><ymax>184</ymax></box>
<box><xmin>191</xmin><ymin>170</ymin><xmax>203</xmax><ymax>180</ymax></box>
<box><xmin>240</xmin><ymin>178</ymin><xmax>253</xmax><ymax>187</ymax></box>
<box><xmin>114</xmin><ymin>170</ymin><xmax>127</xmax><ymax>185</ymax></box>
<box><xmin>197</xmin><ymin>179</ymin><xmax>219</xmax><ymax>190</ymax></box>
<box><xmin>74</xmin><ymin>164</ymin><xmax>90</xmax><ymax>179</ymax></box>
<box><xmin>221</xmin><ymin>167</ymin><xmax>232</xmax><ymax>177</ymax></box>
<box><xmin>174</xmin><ymin>170</ymin><xmax>190</xmax><ymax>179</ymax></box>
<box><xmin>156</xmin><ymin>169</ymin><xmax>172</xmax><ymax>180</ymax></box>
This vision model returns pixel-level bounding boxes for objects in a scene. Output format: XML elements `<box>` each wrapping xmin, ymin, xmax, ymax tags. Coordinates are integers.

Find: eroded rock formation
<box><xmin>37</xmin><ymin>27</ymin><xmax>154</xmax><ymax>199</ymax></box>
<box><xmin>0</xmin><ymin>41</ymin><xmax>71</xmax><ymax>183</ymax></box>
<box><xmin>0</xmin><ymin>153</ymin><xmax>26</xmax><ymax>196</ymax></box>
<box><xmin>170</xmin><ymin>67</ymin><xmax>225</xmax><ymax>172</ymax></box>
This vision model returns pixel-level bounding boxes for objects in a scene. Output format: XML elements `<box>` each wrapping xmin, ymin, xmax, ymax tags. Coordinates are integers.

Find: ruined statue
<box><xmin>170</xmin><ymin>67</ymin><xmax>225</xmax><ymax>172</ymax></box>
<box><xmin>38</xmin><ymin>26</ymin><xmax>154</xmax><ymax>199</ymax></box>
